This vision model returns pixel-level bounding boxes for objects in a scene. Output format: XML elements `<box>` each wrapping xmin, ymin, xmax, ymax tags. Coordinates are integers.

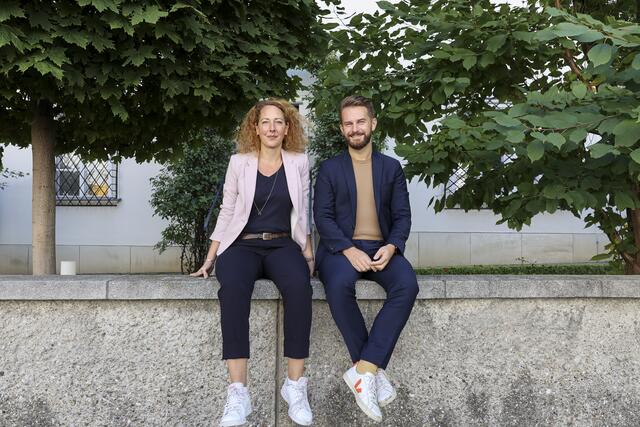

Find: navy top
<box><xmin>243</xmin><ymin>164</ymin><xmax>292</xmax><ymax>234</ymax></box>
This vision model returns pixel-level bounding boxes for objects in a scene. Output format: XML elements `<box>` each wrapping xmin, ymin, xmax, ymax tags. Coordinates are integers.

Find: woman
<box><xmin>191</xmin><ymin>99</ymin><xmax>314</xmax><ymax>426</ymax></box>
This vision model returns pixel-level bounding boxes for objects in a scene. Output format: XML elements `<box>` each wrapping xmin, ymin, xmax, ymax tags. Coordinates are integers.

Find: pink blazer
<box><xmin>210</xmin><ymin>150</ymin><xmax>310</xmax><ymax>255</ymax></box>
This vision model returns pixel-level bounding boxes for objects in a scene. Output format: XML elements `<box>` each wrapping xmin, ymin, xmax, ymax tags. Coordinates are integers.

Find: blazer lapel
<box><xmin>372</xmin><ymin>151</ymin><xmax>383</xmax><ymax>217</ymax></box>
<box><xmin>281</xmin><ymin>149</ymin><xmax>299</xmax><ymax>211</ymax></box>
<box><xmin>340</xmin><ymin>151</ymin><xmax>357</xmax><ymax>225</ymax></box>
<box><xmin>244</xmin><ymin>154</ymin><xmax>258</xmax><ymax>216</ymax></box>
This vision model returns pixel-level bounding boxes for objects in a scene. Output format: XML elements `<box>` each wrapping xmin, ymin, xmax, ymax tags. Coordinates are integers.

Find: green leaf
<box><xmin>443</xmin><ymin>84</ymin><xmax>454</xmax><ymax>98</ymax></box>
<box><xmin>444</xmin><ymin>116</ymin><xmax>466</xmax><ymax>129</ymax></box>
<box><xmin>478</xmin><ymin>52</ymin><xmax>494</xmax><ymax>68</ymax></box>
<box><xmin>552</xmin><ymin>22</ymin><xmax>590</xmax><ymax>37</ymax></box>
<box><xmin>546</xmin><ymin>133</ymin><xmax>566</xmax><ymax>149</ymax></box>
<box><xmin>131</xmin><ymin>5</ymin><xmax>168</xmax><ymax>25</ymax></box>
<box><xmin>569</xmin><ymin>128</ymin><xmax>588</xmax><ymax>143</ymax></box>
<box><xmin>632</xmin><ymin>54</ymin><xmax>640</xmax><ymax>71</ymax></box>
<box><xmin>589</xmin><ymin>143</ymin><xmax>617</xmax><ymax>158</ymax></box>
<box><xmin>527</xmin><ymin>140</ymin><xmax>545</xmax><ymax>161</ymax></box>
<box><xmin>531</xmin><ymin>131</ymin><xmax>546</xmax><ymax>141</ymax></box>
<box><xmin>463</xmin><ymin>56</ymin><xmax>476</xmax><ymax>70</ymax></box>
<box><xmin>615</xmin><ymin>191</ymin><xmax>636</xmax><ymax>210</ymax></box>
<box><xmin>612</xmin><ymin>120</ymin><xmax>640</xmax><ymax>147</ymax></box>
<box><xmin>630</xmin><ymin>148</ymin><xmax>640</xmax><ymax>165</ymax></box>
<box><xmin>33</xmin><ymin>60</ymin><xmax>63</xmax><ymax>80</ymax></box>
<box><xmin>493</xmin><ymin>113</ymin><xmax>521</xmax><ymax>128</ymax></box>
<box><xmin>58</xmin><ymin>30</ymin><xmax>90</xmax><ymax>48</ymax></box>
<box><xmin>77</xmin><ymin>0</ymin><xmax>120</xmax><ymax>13</ymax></box>
<box><xmin>574</xmin><ymin>30</ymin><xmax>604</xmax><ymax>43</ymax></box>
<box><xmin>570</xmin><ymin>81</ymin><xmax>587</xmax><ymax>99</ymax></box>
<box><xmin>486</xmin><ymin>34</ymin><xmax>506</xmax><ymax>52</ymax></box>
<box><xmin>506</xmin><ymin>130</ymin><xmax>524</xmax><ymax>143</ymax></box>
<box><xmin>588</xmin><ymin>43</ymin><xmax>613</xmax><ymax>67</ymax></box>
<box><xmin>543</xmin><ymin>184</ymin><xmax>565</xmax><ymax>199</ymax></box>
<box><xmin>404</xmin><ymin>113</ymin><xmax>416</xmax><ymax>125</ymax></box>
<box><xmin>591</xmin><ymin>253</ymin><xmax>612</xmax><ymax>261</ymax></box>
<box><xmin>377</xmin><ymin>1</ymin><xmax>396</xmax><ymax>12</ymax></box>
<box><xmin>0</xmin><ymin>2</ymin><xmax>24</xmax><ymax>22</ymax></box>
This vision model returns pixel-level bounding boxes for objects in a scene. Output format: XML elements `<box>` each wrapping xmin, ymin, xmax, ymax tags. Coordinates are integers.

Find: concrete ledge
<box><xmin>2</xmin><ymin>274</ymin><xmax>640</xmax><ymax>425</ymax></box>
<box><xmin>0</xmin><ymin>274</ymin><xmax>638</xmax><ymax>300</ymax></box>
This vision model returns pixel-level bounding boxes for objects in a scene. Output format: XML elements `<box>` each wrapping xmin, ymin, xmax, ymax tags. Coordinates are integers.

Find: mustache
<box><xmin>348</xmin><ymin>132</ymin><xmax>366</xmax><ymax>137</ymax></box>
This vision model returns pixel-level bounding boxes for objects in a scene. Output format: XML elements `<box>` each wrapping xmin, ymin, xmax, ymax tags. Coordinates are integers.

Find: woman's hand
<box><xmin>305</xmin><ymin>257</ymin><xmax>315</xmax><ymax>276</ymax></box>
<box><xmin>190</xmin><ymin>258</ymin><xmax>215</xmax><ymax>278</ymax></box>
<box><xmin>303</xmin><ymin>251</ymin><xmax>315</xmax><ymax>276</ymax></box>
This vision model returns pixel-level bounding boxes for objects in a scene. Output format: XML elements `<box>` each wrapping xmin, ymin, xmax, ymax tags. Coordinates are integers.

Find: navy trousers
<box><xmin>215</xmin><ymin>238</ymin><xmax>312</xmax><ymax>360</ymax></box>
<box><xmin>318</xmin><ymin>240</ymin><xmax>418</xmax><ymax>369</ymax></box>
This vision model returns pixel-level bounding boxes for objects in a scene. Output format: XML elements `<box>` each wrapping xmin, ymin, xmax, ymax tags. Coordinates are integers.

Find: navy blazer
<box><xmin>313</xmin><ymin>151</ymin><xmax>412</xmax><ymax>267</ymax></box>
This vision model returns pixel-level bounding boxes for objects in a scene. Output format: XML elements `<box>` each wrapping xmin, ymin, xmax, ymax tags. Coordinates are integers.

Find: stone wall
<box><xmin>1</xmin><ymin>275</ymin><xmax>639</xmax><ymax>426</ymax></box>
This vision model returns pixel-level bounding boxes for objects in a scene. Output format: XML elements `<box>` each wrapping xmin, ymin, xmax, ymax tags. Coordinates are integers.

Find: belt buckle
<box><xmin>262</xmin><ymin>232</ymin><xmax>272</xmax><ymax>240</ymax></box>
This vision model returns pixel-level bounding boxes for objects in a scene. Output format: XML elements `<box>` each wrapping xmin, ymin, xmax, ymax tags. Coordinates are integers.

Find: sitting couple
<box><xmin>191</xmin><ymin>95</ymin><xmax>419</xmax><ymax>426</ymax></box>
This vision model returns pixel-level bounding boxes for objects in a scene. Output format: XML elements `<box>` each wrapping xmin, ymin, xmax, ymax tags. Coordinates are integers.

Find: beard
<box><xmin>345</xmin><ymin>131</ymin><xmax>372</xmax><ymax>150</ymax></box>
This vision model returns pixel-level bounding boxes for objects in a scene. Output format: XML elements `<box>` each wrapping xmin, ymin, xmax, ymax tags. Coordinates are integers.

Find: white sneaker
<box><xmin>343</xmin><ymin>366</ymin><xmax>382</xmax><ymax>422</ymax></box>
<box><xmin>220</xmin><ymin>383</ymin><xmax>252</xmax><ymax>427</ymax></box>
<box><xmin>376</xmin><ymin>369</ymin><xmax>397</xmax><ymax>407</ymax></box>
<box><xmin>280</xmin><ymin>376</ymin><xmax>313</xmax><ymax>425</ymax></box>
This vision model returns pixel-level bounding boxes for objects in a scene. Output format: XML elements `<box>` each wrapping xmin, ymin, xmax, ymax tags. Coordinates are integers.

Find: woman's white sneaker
<box><xmin>343</xmin><ymin>366</ymin><xmax>382</xmax><ymax>422</ymax></box>
<box><xmin>280</xmin><ymin>376</ymin><xmax>313</xmax><ymax>425</ymax></box>
<box><xmin>220</xmin><ymin>383</ymin><xmax>252</xmax><ymax>427</ymax></box>
<box><xmin>375</xmin><ymin>369</ymin><xmax>397</xmax><ymax>407</ymax></box>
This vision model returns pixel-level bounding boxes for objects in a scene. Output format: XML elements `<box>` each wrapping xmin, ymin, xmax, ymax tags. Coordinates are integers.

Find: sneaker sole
<box><xmin>280</xmin><ymin>387</ymin><xmax>313</xmax><ymax>426</ymax></box>
<box><xmin>219</xmin><ymin>419</ymin><xmax>247</xmax><ymax>427</ymax></box>
<box><xmin>219</xmin><ymin>406</ymin><xmax>252</xmax><ymax>427</ymax></box>
<box><xmin>378</xmin><ymin>388</ymin><xmax>397</xmax><ymax>408</ymax></box>
<box><xmin>342</xmin><ymin>372</ymin><xmax>382</xmax><ymax>422</ymax></box>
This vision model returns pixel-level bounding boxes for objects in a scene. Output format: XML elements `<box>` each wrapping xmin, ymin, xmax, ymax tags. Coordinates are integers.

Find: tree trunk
<box><xmin>625</xmin><ymin>207</ymin><xmax>640</xmax><ymax>274</ymax></box>
<box><xmin>31</xmin><ymin>100</ymin><xmax>56</xmax><ymax>275</ymax></box>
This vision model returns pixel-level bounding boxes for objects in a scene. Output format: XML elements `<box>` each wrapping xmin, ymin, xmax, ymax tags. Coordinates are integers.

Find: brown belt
<box><xmin>239</xmin><ymin>232</ymin><xmax>290</xmax><ymax>241</ymax></box>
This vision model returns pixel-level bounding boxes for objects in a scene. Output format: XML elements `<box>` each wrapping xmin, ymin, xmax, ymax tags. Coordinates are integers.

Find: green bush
<box><xmin>150</xmin><ymin>130</ymin><xmax>234</xmax><ymax>273</ymax></box>
<box><xmin>415</xmin><ymin>263</ymin><xmax>622</xmax><ymax>275</ymax></box>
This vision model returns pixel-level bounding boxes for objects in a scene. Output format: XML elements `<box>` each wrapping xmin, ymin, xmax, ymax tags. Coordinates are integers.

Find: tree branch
<box><xmin>555</xmin><ymin>0</ymin><xmax>597</xmax><ymax>91</ymax></box>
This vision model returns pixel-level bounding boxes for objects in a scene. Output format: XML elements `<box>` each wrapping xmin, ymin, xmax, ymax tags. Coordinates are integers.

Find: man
<box><xmin>313</xmin><ymin>95</ymin><xmax>419</xmax><ymax>422</ymax></box>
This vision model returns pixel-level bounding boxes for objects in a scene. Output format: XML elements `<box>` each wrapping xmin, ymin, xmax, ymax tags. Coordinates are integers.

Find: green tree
<box><xmin>150</xmin><ymin>130</ymin><xmax>233</xmax><ymax>273</ymax></box>
<box><xmin>318</xmin><ymin>0</ymin><xmax>640</xmax><ymax>273</ymax></box>
<box><xmin>0</xmin><ymin>0</ymin><xmax>332</xmax><ymax>274</ymax></box>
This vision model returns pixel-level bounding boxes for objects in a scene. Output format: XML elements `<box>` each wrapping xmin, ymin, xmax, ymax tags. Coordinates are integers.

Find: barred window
<box><xmin>55</xmin><ymin>153</ymin><xmax>118</xmax><ymax>206</ymax></box>
<box><xmin>444</xmin><ymin>153</ymin><xmax>518</xmax><ymax>208</ymax></box>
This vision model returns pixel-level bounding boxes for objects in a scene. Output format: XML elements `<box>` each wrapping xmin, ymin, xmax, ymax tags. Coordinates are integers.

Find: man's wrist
<box><xmin>386</xmin><ymin>243</ymin><xmax>396</xmax><ymax>252</ymax></box>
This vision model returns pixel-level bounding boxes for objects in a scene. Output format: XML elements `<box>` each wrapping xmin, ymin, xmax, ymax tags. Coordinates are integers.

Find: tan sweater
<box><xmin>351</xmin><ymin>157</ymin><xmax>383</xmax><ymax>240</ymax></box>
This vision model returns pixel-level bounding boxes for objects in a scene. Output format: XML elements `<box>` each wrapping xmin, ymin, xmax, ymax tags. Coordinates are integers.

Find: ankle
<box><xmin>355</xmin><ymin>360</ymin><xmax>378</xmax><ymax>375</ymax></box>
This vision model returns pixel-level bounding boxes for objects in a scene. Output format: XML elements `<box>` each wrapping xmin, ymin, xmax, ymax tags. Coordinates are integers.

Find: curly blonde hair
<box><xmin>236</xmin><ymin>99</ymin><xmax>308</xmax><ymax>153</ymax></box>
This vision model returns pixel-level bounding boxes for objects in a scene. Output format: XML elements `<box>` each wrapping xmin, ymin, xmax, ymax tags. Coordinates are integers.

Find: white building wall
<box><xmin>0</xmin><ymin>145</ymin><xmax>169</xmax><ymax>245</ymax></box>
<box><xmin>0</xmin><ymin>139</ymin><xmax>608</xmax><ymax>274</ymax></box>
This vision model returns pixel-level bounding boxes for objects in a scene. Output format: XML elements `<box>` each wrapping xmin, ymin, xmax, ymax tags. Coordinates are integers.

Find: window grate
<box><xmin>55</xmin><ymin>153</ymin><xmax>118</xmax><ymax>206</ymax></box>
<box><xmin>444</xmin><ymin>155</ymin><xmax>520</xmax><ymax>202</ymax></box>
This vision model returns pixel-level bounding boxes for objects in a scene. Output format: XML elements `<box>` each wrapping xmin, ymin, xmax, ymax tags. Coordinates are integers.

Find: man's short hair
<box><xmin>340</xmin><ymin>95</ymin><xmax>376</xmax><ymax>120</ymax></box>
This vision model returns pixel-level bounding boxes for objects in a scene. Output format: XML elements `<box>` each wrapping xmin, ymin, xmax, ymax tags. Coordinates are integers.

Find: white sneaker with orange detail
<box><xmin>343</xmin><ymin>366</ymin><xmax>382</xmax><ymax>422</ymax></box>
<box><xmin>376</xmin><ymin>369</ymin><xmax>397</xmax><ymax>407</ymax></box>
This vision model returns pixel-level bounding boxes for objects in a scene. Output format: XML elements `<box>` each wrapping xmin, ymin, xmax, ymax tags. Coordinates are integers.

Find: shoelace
<box><xmin>289</xmin><ymin>383</ymin><xmax>311</xmax><ymax>414</ymax></box>
<box><xmin>223</xmin><ymin>387</ymin><xmax>246</xmax><ymax>417</ymax></box>
<box><xmin>362</xmin><ymin>375</ymin><xmax>378</xmax><ymax>407</ymax></box>
<box><xmin>376</xmin><ymin>374</ymin><xmax>393</xmax><ymax>395</ymax></box>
